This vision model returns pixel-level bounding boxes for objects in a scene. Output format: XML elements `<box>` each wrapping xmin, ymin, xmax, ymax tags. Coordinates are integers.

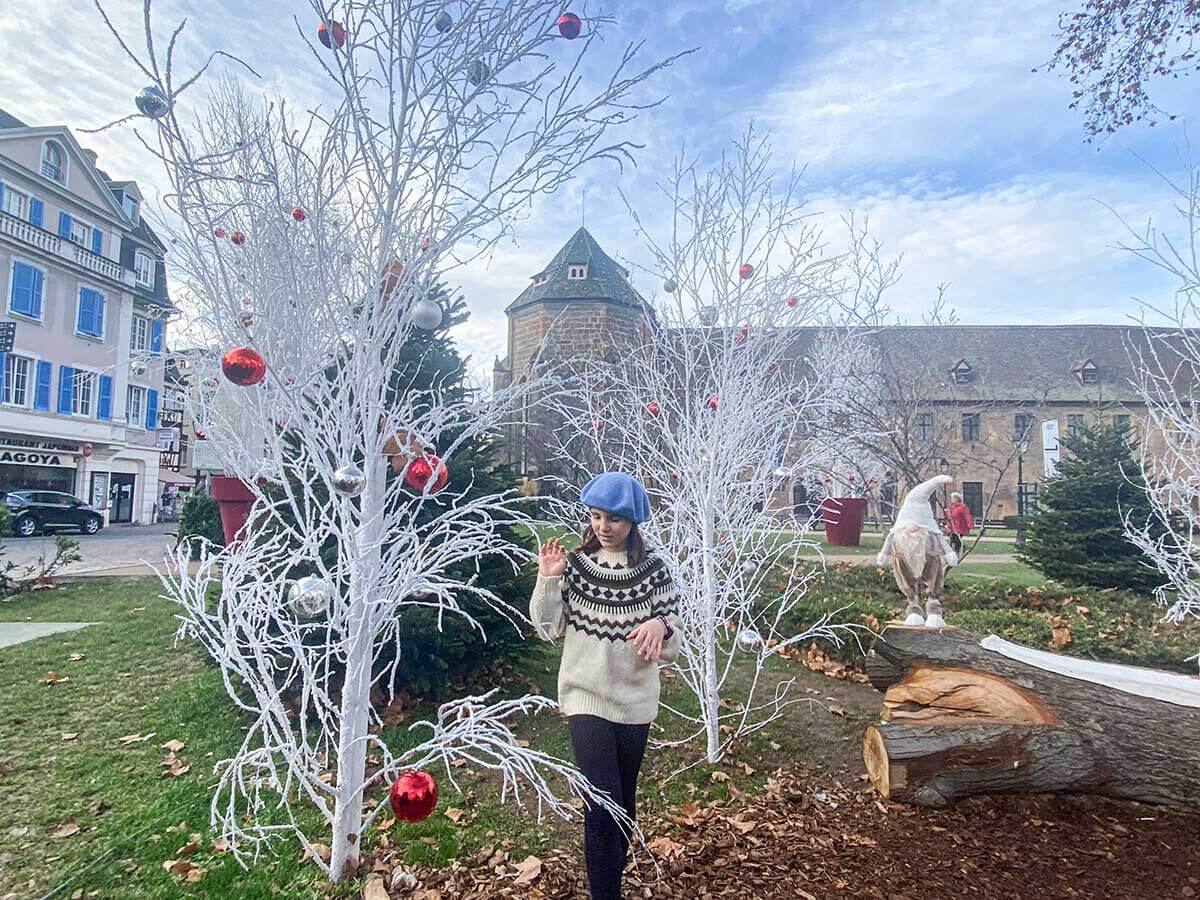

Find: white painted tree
<box><xmin>1116</xmin><ymin>155</ymin><xmax>1200</xmax><ymax>658</ymax></box>
<box><xmin>536</xmin><ymin>129</ymin><xmax>877</xmax><ymax>763</ymax></box>
<box><xmin>92</xmin><ymin>0</ymin><xmax>684</xmax><ymax>881</ymax></box>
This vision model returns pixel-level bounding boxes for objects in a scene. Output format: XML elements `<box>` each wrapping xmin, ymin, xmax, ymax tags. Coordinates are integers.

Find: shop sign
<box><xmin>0</xmin><ymin>321</ymin><xmax>14</xmax><ymax>353</ymax></box>
<box><xmin>157</xmin><ymin>428</ymin><xmax>178</xmax><ymax>451</ymax></box>
<box><xmin>0</xmin><ymin>448</ymin><xmax>74</xmax><ymax>468</ymax></box>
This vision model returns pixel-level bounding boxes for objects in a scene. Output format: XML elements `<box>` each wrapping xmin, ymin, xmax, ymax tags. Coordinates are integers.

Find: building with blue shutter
<box><xmin>0</xmin><ymin>109</ymin><xmax>179</xmax><ymax>525</ymax></box>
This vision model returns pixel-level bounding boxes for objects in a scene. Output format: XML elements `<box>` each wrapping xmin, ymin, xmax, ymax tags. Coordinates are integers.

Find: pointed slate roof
<box><xmin>506</xmin><ymin>226</ymin><xmax>646</xmax><ymax>313</ymax></box>
<box><xmin>0</xmin><ymin>109</ymin><xmax>28</xmax><ymax>130</ymax></box>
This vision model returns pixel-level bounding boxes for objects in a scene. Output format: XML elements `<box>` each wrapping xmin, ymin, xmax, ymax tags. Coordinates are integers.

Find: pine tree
<box><xmin>1018</xmin><ymin>421</ymin><xmax>1166</xmax><ymax>592</ymax></box>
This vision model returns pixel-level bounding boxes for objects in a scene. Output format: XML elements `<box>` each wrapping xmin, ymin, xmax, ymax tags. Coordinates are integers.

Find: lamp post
<box><xmin>1012</xmin><ymin>436</ymin><xmax>1029</xmax><ymax>544</ymax></box>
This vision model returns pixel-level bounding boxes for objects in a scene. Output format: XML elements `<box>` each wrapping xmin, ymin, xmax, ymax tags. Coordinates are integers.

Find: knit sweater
<box><xmin>529</xmin><ymin>547</ymin><xmax>683</xmax><ymax>725</ymax></box>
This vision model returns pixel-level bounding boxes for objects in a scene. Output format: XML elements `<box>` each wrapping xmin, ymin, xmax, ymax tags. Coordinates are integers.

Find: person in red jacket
<box><xmin>945</xmin><ymin>491</ymin><xmax>974</xmax><ymax>554</ymax></box>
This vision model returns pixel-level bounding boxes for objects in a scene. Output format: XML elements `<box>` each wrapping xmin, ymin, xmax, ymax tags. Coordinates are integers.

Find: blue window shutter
<box><xmin>10</xmin><ymin>262</ymin><xmax>32</xmax><ymax>316</ymax></box>
<box><xmin>57</xmin><ymin>365</ymin><xmax>73</xmax><ymax>413</ymax></box>
<box><xmin>76</xmin><ymin>290</ymin><xmax>93</xmax><ymax>334</ymax></box>
<box><xmin>150</xmin><ymin>319</ymin><xmax>164</xmax><ymax>354</ymax></box>
<box><xmin>91</xmin><ymin>228</ymin><xmax>103</xmax><ymax>255</ymax></box>
<box><xmin>33</xmin><ymin>360</ymin><xmax>51</xmax><ymax>410</ymax></box>
<box><xmin>97</xmin><ymin>375</ymin><xmax>112</xmax><ymax>420</ymax></box>
<box><xmin>29</xmin><ymin>267</ymin><xmax>43</xmax><ymax>319</ymax></box>
<box><xmin>58</xmin><ymin>211</ymin><xmax>72</xmax><ymax>238</ymax></box>
<box><xmin>0</xmin><ymin>182</ymin><xmax>4</xmax><ymax>210</ymax></box>
<box><xmin>145</xmin><ymin>388</ymin><xmax>159</xmax><ymax>430</ymax></box>
<box><xmin>28</xmin><ymin>197</ymin><xmax>43</xmax><ymax>228</ymax></box>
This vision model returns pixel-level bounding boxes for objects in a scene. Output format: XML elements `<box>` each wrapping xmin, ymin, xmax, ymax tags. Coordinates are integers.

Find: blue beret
<box><xmin>580</xmin><ymin>472</ymin><xmax>651</xmax><ymax>524</ymax></box>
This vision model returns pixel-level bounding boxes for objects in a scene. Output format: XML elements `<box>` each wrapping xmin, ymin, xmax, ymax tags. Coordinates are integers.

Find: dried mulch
<box><xmin>368</xmin><ymin>768</ymin><xmax>1200</xmax><ymax>899</ymax></box>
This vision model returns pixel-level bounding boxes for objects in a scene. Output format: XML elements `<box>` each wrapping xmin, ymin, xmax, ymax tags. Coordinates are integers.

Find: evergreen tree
<box><xmin>1018</xmin><ymin>420</ymin><xmax>1166</xmax><ymax>592</ymax></box>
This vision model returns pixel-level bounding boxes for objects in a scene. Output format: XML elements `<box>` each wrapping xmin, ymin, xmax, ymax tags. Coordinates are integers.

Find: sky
<box><xmin>3</xmin><ymin>0</ymin><xmax>1198</xmax><ymax>380</ymax></box>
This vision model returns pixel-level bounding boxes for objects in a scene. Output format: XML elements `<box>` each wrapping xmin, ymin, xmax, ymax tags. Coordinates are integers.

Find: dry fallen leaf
<box><xmin>302</xmin><ymin>842</ymin><xmax>331</xmax><ymax>864</ymax></box>
<box><xmin>211</xmin><ymin>836</ymin><xmax>230</xmax><ymax>853</ymax></box>
<box><xmin>511</xmin><ymin>855</ymin><xmax>543</xmax><ymax>887</ymax></box>
<box><xmin>161</xmin><ymin>739</ymin><xmax>186</xmax><ymax>753</ymax></box>
<box><xmin>40</xmin><ymin>672</ymin><xmax>69</xmax><ymax>685</ymax></box>
<box><xmin>61</xmin><ymin>733</ymin><xmax>79</xmax><ymax>742</ymax></box>
<box><xmin>68</xmin><ymin>653</ymin><xmax>85</xmax><ymax>662</ymax></box>
<box><xmin>828</xmin><ymin>705</ymin><xmax>848</xmax><ymax>717</ymax></box>
<box><xmin>117</xmin><ymin>733</ymin><xmax>155</xmax><ymax>745</ymax></box>
<box><xmin>672</xmin><ymin>801</ymin><xmax>706</xmax><ymax>828</ymax></box>
<box><xmin>647</xmin><ymin>835</ymin><xmax>686</xmax><ymax>858</ymax></box>
<box><xmin>1050</xmin><ymin>616</ymin><xmax>1073</xmax><ymax>650</ymax></box>
<box><xmin>362</xmin><ymin>873</ymin><xmax>390</xmax><ymax>900</ymax></box>
<box><xmin>710</xmin><ymin>770</ymin><xmax>730</xmax><ymax>783</ymax></box>
<box><xmin>49</xmin><ymin>819</ymin><xmax>80</xmax><ymax>839</ymax></box>
<box><xmin>443</xmin><ymin>807</ymin><xmax>465</xmax><ymax>824</ymax></box>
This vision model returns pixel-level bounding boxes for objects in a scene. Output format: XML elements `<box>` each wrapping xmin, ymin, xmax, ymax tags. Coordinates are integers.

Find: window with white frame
<box><xmin>2</xmin><ymin>185</ymin><xmax>28</xmax><ymax>219</ymax></box>
<box><xmin>69</xmin><ymin>218</ymin><xmax>92</xmax><ymax>247</ymax></box>
<box><xmin>126</xmin><ymin>385</ymin><xmax>146</xmax><ymax>427</ymax></box>
<box><xmin>130</xmin><ymin>314</ymin><xmax>150</xmax><ymax>351</ymax></box>
<box><xmin>2</xmin><ymin>355</ymin><xmax>32</xmax><ymax>406</ymax></box>
<box><xmin>122</xmin><ymin>194</ymin><xmax>139</xmax><ymax>222</ymax></box>
<box><xmin>40</xmin><ymin>141</ymin><xmax>67</xmax><ymax>183</ymax></box>
<box><xmin>567</xmin><ymin>264</ymin><xmax>588</xmax><ymax>280</ymax></box>
<box><xmin>134</xmin><ymin>251</ymin><xmax>155</xmax><ymax>288</ymax></box>
<box><xmin>72</xmin><ymin>369</ymin><xmax>96</xmax><ymax>416</ymax></box>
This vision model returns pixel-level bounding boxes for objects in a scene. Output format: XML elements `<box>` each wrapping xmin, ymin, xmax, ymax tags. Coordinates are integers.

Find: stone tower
<box><xmin>493</xmin><ymin>226</ymin><xmax>649</xmax><ymax>476</ymax></box>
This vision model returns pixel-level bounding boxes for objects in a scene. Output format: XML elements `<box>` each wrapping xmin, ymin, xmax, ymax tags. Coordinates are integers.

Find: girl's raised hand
<box><xmin>539</xmin><ymin>538</ymin><xmax>567</xmax><ymax>577</ymax></box>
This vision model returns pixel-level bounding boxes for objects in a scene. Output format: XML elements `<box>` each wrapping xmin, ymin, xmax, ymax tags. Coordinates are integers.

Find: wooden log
<box><xmin>861</xmin><ymin>625</ymin><xmax>1200</xmax><ymax>808</ymax></box>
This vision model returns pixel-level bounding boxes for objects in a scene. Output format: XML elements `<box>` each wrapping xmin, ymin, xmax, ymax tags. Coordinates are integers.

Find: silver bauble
<box><xmin>412</xmin><ymin>297</ymin><xmax>445</xmax><ymax>330</ymax></box>
<box><xmin>741</xmin><ymin>560</ymin><xmax>758</xmax><ymax>576</ymax></box>
<box><xmin>773</xmin><ymin>466</ymin><xmax>790</xmax><ymax>479</ymax></box>
<box><xmin>736</xmin><ymin>629</ymin><xmax>764</xmax><ymax>653</ymax></box>
<box><xmin>289</xmin><ymin>575</ymin><xmax>334</xmax><ymax>617</ymax></box>
<box><xmin>434</xmin><ymin>10</ymin><xmax>453</xmax><ymax>32</ymax></box>
<box><xmin>699</xmin><ymin>306</ymin><xmax>718</xmax><ymax>326</ymax></box>
<box><xmin>467</xmin><ymin>60</ymin><xmax>491</xmax><ymax>86</ymax></box>
<box><xmin>135</xmin><ymin>85</ymin><xmax>171</xmax><ymax>119</ymax></box>
<box><xmin>663</xmin><ymin>278</ymin><xmax>677</xmax><ymax>293</ymax></box>
<box><xmin>332</xmin><ymin>463</ymin><xmax>367</xmax><ymax>497</ymax></box>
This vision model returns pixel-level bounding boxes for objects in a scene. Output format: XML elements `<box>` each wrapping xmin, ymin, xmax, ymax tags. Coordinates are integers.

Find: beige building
<box><xmin>494</xmin><ymin>228</ymin><xmax>1159</xmax><ymax>523</ymax></box>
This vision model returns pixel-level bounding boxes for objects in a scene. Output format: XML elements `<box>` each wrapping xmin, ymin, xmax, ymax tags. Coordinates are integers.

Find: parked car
<box><xmin>1</xmin><ymin>490</ymin><xmax>104</xmax><ymax>537</ymax></box>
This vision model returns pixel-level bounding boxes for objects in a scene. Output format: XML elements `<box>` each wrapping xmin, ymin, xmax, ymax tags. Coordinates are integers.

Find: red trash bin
<box><xmin>821</xmin><ymin>496</ymin><xmax>867</xmax><ymax>546</ymax></box>
<box><xmin>209</xmin><ymin>476</ymin><xmax>255</xmax><ymax>546</ymax></box>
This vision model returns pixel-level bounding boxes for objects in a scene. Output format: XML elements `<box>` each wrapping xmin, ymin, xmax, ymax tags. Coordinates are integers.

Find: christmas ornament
<box><xmin>646</xmin><ymin>401</ymin><xmax>660</xmax><ymax>416</ymax></box>
<box><xmin>317</xmin><ymin>20</ymin><xmax>346</xmax><ymax>49</ymax></box>
<box><xmin>289</xmin><ymin>575</ymin><xmax>334</xmax><ymax>617</ymax></box>
<box><xmin>773</xmin><ymin>466</ymin><xmax>789</xmax><ymax>479</ymax></box>
<box><xmin>434</xmin><ymin>10</ymin><xmax>453</xmax><ymax>32</ymax></box>
<box><xmin>332</xmin><ymin>464</ymin><xmax>367</xmax><ymax>497</ymax></box>
<box><xmin>848</xmin><ymin>473</ymin><xmax>857</xmax><ymax>482</ymax></box>
<box><xmin>467</xmin><ymin>60</ymin><xmax>491</xmax><ymax>86</ymax></box>
<box><xmin>131</xmin><ymin>360</ymin><xmax>147</xmax><ymax>377</ymax></box>
<box><xmin>194</xmin><ymin>426</ymin><xmax>206</xmax><ymax>440</ymax></box>
<box><xmin>736</xmin><ymin>629</ymin><xmax>764</xmax><ymax>653</ymax></box>
<box><xmin>733</xmin><ymin>330</ymin><xmax>745</xmax><ymax>344</ymax></box>
<box><xmin>404</xmin><ymin>454</ymin><xmax>449</xmax><ymax>494</ymax></box>
<box><xmin>239</xmin><ymin>311</ymin><xmax>253</xmax><ymax>328</ymax></box>
<box><xmin>411</xmin><ymin>297</ymin><xmax>444</xmax><ymax>330</ymax></box>
<box><xmin>213</xmin><ymin>226</ymin><xmax>226</xmax><ymax>238</ymax></box>
<box><xmin>229</xmin><ymin>231</ymin><xmax>246</xmax><ymax>246</ymax></box>
<box><xmin>135</xmin><ymin>85</ymin><xmax>171</xmax><ymax>119</ymax></box>
<box><xmin>699</xmin><ymin>306</ymin><xmax>718</xmax><ymax>326</ymax></box>
<box><xmin>767</xmin><ymin>361</ymin><xmax>778</xmax><ymax>373</ymax></box>
<box><xmin>556</xmin><ymin>12</ymin><xmax>581</xmax><ymax>38</ymax></box>
<box><xmin>234</xmin><ymin>175</ymin><xmax>245</xmax><ymax>184</ymax></box>
<box><xmin>786</xmin><ymin>295</ymin><xmax>798</xmax><ymax>308</ymax></box>
<box><xmin>663</xmin><ymin>278</ymin><xmax>677</xmax><ymax>293</ymax></box>
<box><xmin>742</xmin><ymin>560</ymin><xmax>758</xmax><ymax>576</ymax></box>
<box><xmin>706</xmin><ymin>395</ymin><xmax>719</xmax><ymax>410</ymax></box>
<box><xmin>592</xmin><ymin>418</ymin><xmax>604</xmax><ymax>430</ymax></box>
<box><xmin>222</xmin><ymin>346</ymin><xmax>267</xmax><ymax>386</ymax></box>
<box><xmin>738</xmin><ymin>263</ymin><xmax>754</xmax><ymax>280</ymax></box>
<box><xmin>420</xmin><ymin>236</ymin><xmax>431</xmax><ymax>251</ymax></box>
<box><xmin>291</xmin><ymin>207</ymin><xmax>306</xmax><ymax>222</ymax></box>
<box><xmin>388</xmin><ymin>770</ymin><xmax>438</xmax><ymax>823</ymax></box>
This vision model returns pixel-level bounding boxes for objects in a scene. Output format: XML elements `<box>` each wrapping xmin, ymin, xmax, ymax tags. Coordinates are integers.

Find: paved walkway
<box><xmin>3</xmin><ymin>522</ymin><xmax>178</xmax><ymax>576</ymax></box>
<box><xmin>0</xmin><ymin>621</ymin><xmax>95</xmax><ymax>649</ymax></box>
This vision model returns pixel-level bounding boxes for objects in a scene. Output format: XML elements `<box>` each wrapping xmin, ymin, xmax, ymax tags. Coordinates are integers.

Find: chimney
<box><xmin>83</xmin><ymin>148</ymin><xmax>98</xmax><ymax>166</ymax></box>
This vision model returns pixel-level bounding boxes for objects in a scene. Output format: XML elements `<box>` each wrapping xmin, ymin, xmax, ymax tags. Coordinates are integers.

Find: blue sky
<box><xmin>3</xmin><ymin>0</ymin><xmax>1197</xmax><ymax>377</ymax></box>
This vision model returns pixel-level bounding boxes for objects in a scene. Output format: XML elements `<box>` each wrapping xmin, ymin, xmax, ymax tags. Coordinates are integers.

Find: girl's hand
<box><xmin>628</xmin><ymin>618</ymin><xmax>666</xmax><ymax>662</ymax></box>
<box><xmin>539</xmin><ymin>538</ymin><xmax>567</xmax><ymax>578</ymax></box>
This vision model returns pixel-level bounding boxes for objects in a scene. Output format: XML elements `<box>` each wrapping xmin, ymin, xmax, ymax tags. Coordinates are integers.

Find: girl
<box><xmin>529</xmin><ymin>471</ymin><xmax>683</xmax><ymax>900</ymax></box>
<box><xmin>945</xmin><ymin>490</ymin><xmax>975</xmax><ymax>555</ymax></box>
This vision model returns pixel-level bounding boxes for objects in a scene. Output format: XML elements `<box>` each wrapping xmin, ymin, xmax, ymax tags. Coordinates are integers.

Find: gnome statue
<box><xmin>875</xmin><ymin>474</ymin><xmax>959</xmax><ymax>627</ymax></box>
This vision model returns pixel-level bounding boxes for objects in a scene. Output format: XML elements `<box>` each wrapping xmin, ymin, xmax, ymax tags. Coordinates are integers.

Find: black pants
<box><xmin>950</xmin><ymin>532</ymin><xmax>963</xmax><ymax>554</ymax></box>
<box><xmin>568</xmin><ymin>714</ymin><xmax>650</xmax><ymax>900</ymax></box>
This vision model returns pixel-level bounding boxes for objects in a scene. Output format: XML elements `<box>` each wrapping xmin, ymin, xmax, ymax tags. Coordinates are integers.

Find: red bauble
<box><xmin>318</xmin><ymin>20</ymin><xmax>347</xmax><ymax>49</ymax></box>
<box><xmin>786</xmin><ymin>295</ymin><xmax>798</xmax><ymax>308</ymax></box>
<box><xmin>591</xmin><ymin>418</ymin><xmax>603</xmax><ymax>430</ymax></box>
<box><xmin>732</xmin><ymin>331</ymin><xmax>745</xmax><ymax>344</ymax></box>
<box><xmin>194</xmin><ymin>427</ymin><xmax>206</xmax><ymax>440</ymax></box>
<box><xmin>221</xmin><ymin>346</ymin><xmax>267</xmax><ymax>386</ymax></box>
<box><xmin>767</xmin><ymin>361</ymin><xmax>778</xmax><ymax>373</ymax></box>
<box><xmin>291</xmin><ymin>207</ymin><xmax>306</xmax><ymax>222</ymax></box>
<box><xmin>404</xmin><ymin>453</ymin><xmax>449</xmax><ymax>494</ymax></box>
<box><xmin>738</xmin><ymin>263</ymin><xmax>754</xmax><ymax>280</ymax></box>
<box><xmin>389</xmin><ymin>770</ymin><xmax>438</xmax><ymax>823</ymax></box>
<box><xmin>229</xmin><ymin>231</ymin><xmax>246</xmax><ymax>246</ymax></box>
<box><xmin>556</xmin><ymin>12</ymin><xmax>581</xmax><ymax>38</ymax></box>
<box><xmin>848</xmin><ymin>474</ymin><xmax>856</xmax><ymax>482</ymax></box>
<box><xmin>213</xmin><ymin>226</ymin><xmax>226</xmax><ymax>238</ymax></box>
<box><xmin>647</xmin><ymin>401</ymin><xmax>660</xmax><ymax>416</ymax></box>
<box><xmin>420</xmin><ymin>236</ymin><xmax>431</xmax><ymax>251</ymax></box>
<box><xmin>706</xmin><ymin>395</ymin><xmax>719</xmax><ymax>410</ymax></box>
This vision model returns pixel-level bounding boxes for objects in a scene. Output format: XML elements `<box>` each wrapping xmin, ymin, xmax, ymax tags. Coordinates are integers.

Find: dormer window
<box><xmin>134</xmin><ymin>251</ymin><xmax>155</xmax><ymax>289</ymax></box>
<box><xmin>40</xmin><ymin>141</ymin><xmax>67</xmax><ymax>184</ymax></box>
<box><xmin>567</xmin><ymin>264</ymin><xmax>588</xmax><ymax>280</ymax></box>
<box><xmin>123</xmin><ymin>194</ymin><xmax>140</xmax><ymax>223</ymax></box>
<box><xmin>1075</xmin><ymin>359</ymin><xmax>1100</xmax><ymax>385</ymax></box>
<box><xmin>531</xmin><ymin>273</ymin><xmax>548</xmax><ymax>286</ymax></box>
<box><xmin>950</xmin><ymin>359</ymin><xmax>974</xmax><ymax>385</ymax></box>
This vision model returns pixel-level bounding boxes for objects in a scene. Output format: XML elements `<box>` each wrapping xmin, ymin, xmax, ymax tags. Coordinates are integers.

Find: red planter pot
<box><xmin>209</xmin><ymin>476</ymin><xmax>255</xmax><ymax>546</ymax></box>
<box><xmin>821</xmin><ymin>496</ymin><xmax>867</xmax><ymax>546</ymax></box>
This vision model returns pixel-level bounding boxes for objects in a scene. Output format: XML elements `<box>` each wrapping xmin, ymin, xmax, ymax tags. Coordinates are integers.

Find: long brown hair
<box><xmin>580</xmin><ymin>521</ymin><xmax>646</xmax><ymax>566</ymax></box>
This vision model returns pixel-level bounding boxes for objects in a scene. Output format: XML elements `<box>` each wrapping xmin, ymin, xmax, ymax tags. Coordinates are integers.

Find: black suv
<box><xmin>2</xmin><ymin>490</ymin><xmax>104</xmax><ymax>537</ymax></box>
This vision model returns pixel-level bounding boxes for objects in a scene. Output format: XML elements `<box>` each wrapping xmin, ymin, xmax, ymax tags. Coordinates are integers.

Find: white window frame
<box><xmin>126</xmin><ymin>384</ymin><xmax>147</xmax><ymax>428</ymax></box>
<box><xmin>1</xmin><ymin>353</ymin><xmax>34</xmax><ymax>407</ymax></box>
<box><xmin>69</xmin><ymin>216</ymin><xmax>95</xmax><ymax>248</ymax></box>
<box><xmin>134</xmin><ymin>251</ymin><xmax>155</xmax><ymax>288</ymax></box>
<box><xmin>40</xmin><ymin>140</ymin><xmax>68</xmax><ymax>184</ymax></box>
<box><xmin>6</xmin><ymin>257</ymin><xmax>46</xmax><ymax>324</ymax></box>
<box><xmin>122</xmin><ymin>194</ymin><xmax>139</xmax><ymax>222</ymax></box>
<box><xmin>130</xmin><ymin>313</ymin><xmax>150</xmax><ymax>351</ymax></box>
<box><xmin>75</xmin><ymin>284</ymin><xmax>107</xmax><ymax>341</ymax></box>
<box><xmin>2</xmin><ymin>183</ymin><xmax>28</xmax><ymax>219</ymax></box>
<box><xmin>567</xmin><ymin>264</ymin><xmax>588</xmax><ymax>280</ymax></box>
<box><xmin>71</xmin><ymin>368</ymin><xmax>97</xmax><ymax>417</ymax></box>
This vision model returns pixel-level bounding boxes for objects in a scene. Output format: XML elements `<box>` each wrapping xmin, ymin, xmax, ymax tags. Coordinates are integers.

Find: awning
<box><xmin>157</xmin><ymin>469</ymin><xmax>195</xmax><ymax>487</ymax></box>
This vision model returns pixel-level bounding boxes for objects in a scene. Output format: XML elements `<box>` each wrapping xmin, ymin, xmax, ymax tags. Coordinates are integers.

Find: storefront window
<box><xmin>0</xmin><ymin>463</ymin><xmax>75</xmax><ymax>493</ymax></box>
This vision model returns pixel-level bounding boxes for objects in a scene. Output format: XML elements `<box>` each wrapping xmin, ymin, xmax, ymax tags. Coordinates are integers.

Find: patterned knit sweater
<box><xmin>529</xmin><ymin>547</ymin><xmax>683</xmax><ymax>725</ymax></box>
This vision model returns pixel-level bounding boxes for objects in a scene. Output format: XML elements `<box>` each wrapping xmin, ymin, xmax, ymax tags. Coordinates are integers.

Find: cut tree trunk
<box><xmin>861</xmin><ymin>625</ymin><xmax>1200</xmax><ymax>809</ymax></box>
